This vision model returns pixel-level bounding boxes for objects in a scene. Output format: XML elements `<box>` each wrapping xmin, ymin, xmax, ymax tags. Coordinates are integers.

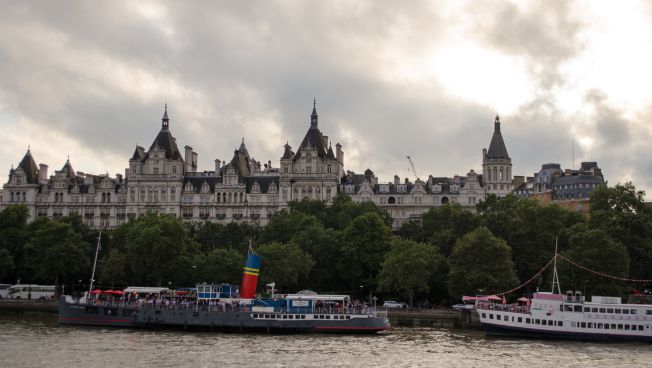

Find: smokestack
<box><xmin>184</xmin><ymin>146</ymin><xmax>194</xmax><ymax>173</ymax></box>
<box><xmin>240</xmin><ymin>250</ymin><xmax>262</xmax><ymax>299</ymax></box>
<box><xmin>38</xmin><ymin>164</ymin><xmax>48</xmax><ymax>184</ymax></box>
<box><xmin>215</xmin><ymin>159</ymin><xmax>221</xmax><ymax>173</ymax></box>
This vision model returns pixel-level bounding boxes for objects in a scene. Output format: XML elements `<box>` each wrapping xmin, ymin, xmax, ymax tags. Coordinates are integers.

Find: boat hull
<box><xmin>58</xmin><ymin>298</ymin><xmax>389</xmax><ymax>334</ymax></box>
<box><xmin>483</xmin><ymin>322</ymin><xmax>652</xmax><ymax>342</ymax></box>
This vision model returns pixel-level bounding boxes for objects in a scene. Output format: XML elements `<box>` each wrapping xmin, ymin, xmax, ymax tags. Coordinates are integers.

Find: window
<box><xmin>153</xmin><ymin>167</ymin><xmax>159</xmax><ymax>175</ymax></box>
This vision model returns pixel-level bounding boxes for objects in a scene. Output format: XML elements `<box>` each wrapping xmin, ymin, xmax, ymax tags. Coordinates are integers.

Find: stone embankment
<box><xmin>387</xmin><ymin>308</ymin><xmax>481</xmax><ymax>329</ymax></box>
<box><xmin>0</xmin><ymin>299</ymin><xmax>57</xmax><ymax>313</ymax></box>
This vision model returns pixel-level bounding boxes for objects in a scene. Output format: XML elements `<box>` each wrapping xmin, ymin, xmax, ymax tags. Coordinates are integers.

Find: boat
<box><xmin>58</xmin><ymin>240</ymin><xmax>390</xmax><ymax>334</ymax></box>
<box><xmin>475</xmin><ymin>243</ymin><xmax>652</xmax><ymax>342</ymax></box>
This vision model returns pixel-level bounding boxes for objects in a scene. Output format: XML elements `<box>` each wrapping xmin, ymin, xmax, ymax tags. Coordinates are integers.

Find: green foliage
<box><xmin>190</xmin><ymin>221</ymin><xmax>261</xmax><ymax>254</ymax></box>
<box><xmin>0</xmin><ymin>248</ymin><xmax>15</xmax><ymax>281</ymax></box>
<box><xmin>589</xmin><ymin>182</ymin><xmax>652</xmax><ymax>279</ymax></box>
<box><xmin>289</xmin><ymin>223</ymin><xmax>344</xmax><ymax>291</ymax></box>
<box><xmin>559</xmin><ymin>225</ymin><xmax>630</xmax><ymax>296</ymax></box>
<box><xmin>23</xmin><ymin>218</ymin><xmax>90</xmax><ymax>285</ymax></box>
<box><xmin>262</xmin><ymin>210</ymin><xmax>321</xmax><ymax>244</ymax></box>
<box><xmin>447</xmin><ymin>227</ymin><xmax>518</xmax><ymax>299</ymax></box>
<box><xmin>193</xmin><ymin>248</ymin><xmax>244</xmax><ymax>285</ymax></box>
<box><xmin>325</xmin><ymin>194</ymin><xmax>393</xmax><ymax>230</ymax></box>
<box><xmin>419</xmin><ymin>204</ymin><xmax>480</xmax><ymax>256</ymax></box>
<box><xmin>257</xmin><ymin>242</ymin><xmax>314</xmax><ymax>290</ymax></box>
<box><xmin>378</xmin><ymin>239</ymin><xmax>446</xmax><ymax>305</ymax></box>
<box><xmin>98</xmin><ymin>248</ymin><xmax>127</xmax><ymax>288</ymax></box>
<box><xmin>123</xmin><ymin>213</ymin><xmax>197</xmax><ymax>286</ymax></box>
<box><xmin>0</xmin><ymin>204</ymin><xmax>29</xmax><ymax>280</ymax></box>
<box><xmin>340</xmin><ymin>212</ymin><xmax>392</xmax><ymax>290</ymax></box>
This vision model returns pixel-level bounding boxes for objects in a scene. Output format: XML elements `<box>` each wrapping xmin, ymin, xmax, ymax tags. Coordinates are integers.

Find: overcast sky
<box><xmin>2</xmin><ymin>1</ymin><xmax>652</xmax><ymax>195</ymax></box>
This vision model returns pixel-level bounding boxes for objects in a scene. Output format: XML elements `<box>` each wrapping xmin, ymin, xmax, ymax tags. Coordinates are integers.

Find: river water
<box><xmin>0</xmin><ymin>314</ymin><xmax>650</xmax><ymax>368</ymax></box>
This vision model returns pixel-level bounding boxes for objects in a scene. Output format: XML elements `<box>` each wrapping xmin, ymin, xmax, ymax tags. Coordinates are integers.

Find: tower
<box><xmin>482</xmin><ymin>115</ymin><xmax>513</xmax><ymax>196</ymax></box>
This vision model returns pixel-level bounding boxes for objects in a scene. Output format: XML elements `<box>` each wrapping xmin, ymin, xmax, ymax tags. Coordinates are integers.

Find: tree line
<box><xmin>1</xmin><ymin>182</ymin><xmax>650</xmax><ymax>305</ymax></box>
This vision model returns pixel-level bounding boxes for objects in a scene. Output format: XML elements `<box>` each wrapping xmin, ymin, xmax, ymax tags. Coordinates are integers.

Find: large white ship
<box><xmin>475</xmin><ymin>246</ymin><xmax>652</xmax><ymax>342</ymax></box>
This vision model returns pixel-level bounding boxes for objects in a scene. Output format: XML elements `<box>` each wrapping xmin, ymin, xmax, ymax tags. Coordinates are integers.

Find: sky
<box><xmin>2</xmin><ymin>0</ymin><xmax>652</xmax><ymax>195</ymax></box>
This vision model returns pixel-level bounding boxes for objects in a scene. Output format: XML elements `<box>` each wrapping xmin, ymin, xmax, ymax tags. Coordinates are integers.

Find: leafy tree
<box><xmin>289</xmin><ymin>223</ymin><xmax>344</xmax><ymax>291</ymax></box>
<box><xmin>98</xmin><ymin>248</ymin><xmax>128</xmax><ymax>288</ymax></box>
<box><xmin>340</xmin><ymin>212</ymin><xmax>392</xmax><ymax>292</ymax></box>
<box><xmin>261</xmin><ymin>210</ymin><xmax>320</xmax><ymax>243</ymax></box>
<box><xmin>419</xmin><ymin>204</ymin><xmax>480</xmax><ymax>256</ymax></box>
<box><xmin>289</xmin><ymin>198</ymin><xmax>330</xmax><ymax>224</ymax></box>
<box><xmin>448</xmin><ymin>227</ymin><xmax>518</xmax><ymax>299</ymax></box>
<box><xmin>193</xmin><ymin>248</ymin><xmax>244</xmax><ymax>285</ymax></box>
<box><xmin>257</xmin><ymin>242</ymin><xmax>314</xmax><ymax>291</ymax></box>
<box><xmin>23</xmin><ymin>218</ymin><xmax>90</xmax><ymax>293</ymax></box>
<box><xmin>0</xmin><ymin>248</ymin><xmax>15</xmax><ymax>282</ymax></box>
<box><xmin>0</xmin><ymin>204</ymin><xmax>29</xmax><ymax>281</ymax></box>
<box><xmin>378</xmin><ymin>239</ymin><xmax>446</xmax><ymax>306</ymax></box>
<box><xmin>123</xmin><ymin>213</ymin><xmax>198</xmax><ymax>286</ymax></box>
<box><xmin>589</xmin><ymin>182</ymin><xmax>652</xmax><ymax>279</ymax></box>
<box><xmin>558</xmin><ymin>225</ymin><xmax>630</xmax><ymax>297</ymax></box>
<box><xmin>325</xmin><ymin>194</ymin><xmax>392</xmax><ymax>230</ymax></box>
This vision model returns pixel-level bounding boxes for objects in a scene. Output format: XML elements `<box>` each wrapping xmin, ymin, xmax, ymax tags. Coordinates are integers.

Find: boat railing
<box><xmin>476</xmin><ymin>301</ymin><xmax>530</xmax><ymax>314</ymax></box>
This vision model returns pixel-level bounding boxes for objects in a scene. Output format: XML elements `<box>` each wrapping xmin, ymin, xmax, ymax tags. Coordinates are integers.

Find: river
<box><xmin>0</xmin><ymin>314</ymin><xmax>650</xmax><ymax>367</ymax></box>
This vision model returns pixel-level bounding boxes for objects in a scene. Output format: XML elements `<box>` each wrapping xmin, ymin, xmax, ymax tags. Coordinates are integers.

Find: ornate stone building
<box><xmin>2</xmin><ymin>107</ymin><xmax>528</xmax><ymax>229</ymax></box>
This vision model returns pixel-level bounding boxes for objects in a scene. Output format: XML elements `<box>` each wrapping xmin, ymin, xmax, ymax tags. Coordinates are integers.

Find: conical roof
<box><xmin>61</xmin><ymin>158</ymin><xmax>76</xmax><ymax>179</ymax></box>
<box><xmin>18</xmin><ymin>148</ymin><xmax>39</xmax><ymax>184</ymax></box>
<box><xmin>486</xmin><ymin>115</ymin><xmax>509</xmax><ymax>159</ymax></box>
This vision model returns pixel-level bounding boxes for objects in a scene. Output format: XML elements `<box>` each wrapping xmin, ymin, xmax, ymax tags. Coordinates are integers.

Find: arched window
<box><xmin>388</xmin><ymin>197</ymin><xmax>396</xmax><ymax>204</ymax></box>
<box><xmin>223</xmin><ymin>193</ymin><xmax>226</xmax><ymax>203</ymax></box>
<box><xmin>216</xmin><ymin>192</ymin><xmax>221</xmax><ymax>203</ymax></box>
<box><xmin>441</xmin><ymin>197</ymin><xmax>449</xmax><ymax>205</ymax></box>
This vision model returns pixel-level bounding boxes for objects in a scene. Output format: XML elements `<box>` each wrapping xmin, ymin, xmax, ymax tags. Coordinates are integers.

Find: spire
<box><xmin>310</xmin><ymin>98</ymin><xmax>318</xmax><ymax>129</ymax></box>
<box><xmin>18</xmin><ymin>147</ymin><xmax>39</xmax><ymax>184</ymax></box>
<box><xmin>239</xmin><ymin>137</ymin><xmax>249</xmax><ymax>156</ymax></box>
<box><xmin>486</xmin><ymin>114</ymin><xmax>509</xmax><ymax>159</ymax></box>
<box><xmin>162</xmin><ymin>103</ymin><xmax>169</xmax><ymax>130</ymax></box>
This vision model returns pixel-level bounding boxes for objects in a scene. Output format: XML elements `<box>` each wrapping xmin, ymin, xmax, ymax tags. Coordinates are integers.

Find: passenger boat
<box><xmin>58</xmin><ymin>240</ymin><xmax>389</xmax><ymax>334</ymax></box>
<box><xmin>475</xmin><ymin>247</ymin><xmax>652</xmax><ymax>342</ymax></box>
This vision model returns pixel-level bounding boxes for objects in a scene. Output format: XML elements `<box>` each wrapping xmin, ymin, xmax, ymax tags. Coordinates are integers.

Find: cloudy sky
<box><xmin>2</xmin><ymin>0</ymin><xmax>652</xmax><ymax>194</ymax></box>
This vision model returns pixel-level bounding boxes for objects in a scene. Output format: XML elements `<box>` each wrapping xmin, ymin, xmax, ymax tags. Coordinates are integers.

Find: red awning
<box><xmin>90</xmin><ymin>289</ymin><xmax>103</xmax><ymax>295</ymax></box>
<box><xmin>104</xmin><ymin>290</ymin><xmax>124</xmax><ymax>296</ymax></box>
<box><xmin>487</xmin><ymin>295</ymin><xmax>502</xmax><ymax>301</ymax></box>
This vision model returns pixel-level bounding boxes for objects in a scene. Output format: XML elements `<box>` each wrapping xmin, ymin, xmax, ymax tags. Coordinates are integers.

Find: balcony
<box><xmin>199</xmin><ymin>213</ymin><xmax>210</xmax><ymax>219</ymax></box>
<box><xmin>216</xmin><ymin>214</ymin><xmax>226</xmax><ymax>219</ymax></box>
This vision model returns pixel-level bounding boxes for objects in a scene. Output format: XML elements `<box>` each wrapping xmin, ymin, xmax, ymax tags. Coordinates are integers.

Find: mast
<box><xmin>88</xmin><ymin>231</ymin><xmax>102</xmax><ymax>298</ymax></box>
<box><xmin>551</xmin><ymin>237</ymin><xmax>561</xmax><ymax>294</ymax></box>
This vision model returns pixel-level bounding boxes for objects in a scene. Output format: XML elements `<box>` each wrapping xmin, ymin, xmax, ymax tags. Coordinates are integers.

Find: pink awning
<box><xmin>487</xmin><ymin>295</ymin><xmax>502</xmax><ymax>301</ymax></box>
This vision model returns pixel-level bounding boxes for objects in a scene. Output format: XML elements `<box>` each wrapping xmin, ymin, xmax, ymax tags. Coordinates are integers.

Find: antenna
<box><xmin>88</xmin><ymin>231</ymin><xmax>102</xmax><ymax>298</ymax></box>
<box><xmin>551</xmin><ymin>237</ymin><xmax>561</xmax><ymax>295</ymax></box>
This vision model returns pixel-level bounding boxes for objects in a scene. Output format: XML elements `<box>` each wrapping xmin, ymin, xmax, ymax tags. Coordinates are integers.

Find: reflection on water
<box><xmin>0</xmin><ymin>314</ymin><xmax>650</xmax><ymax>368</ymax></box>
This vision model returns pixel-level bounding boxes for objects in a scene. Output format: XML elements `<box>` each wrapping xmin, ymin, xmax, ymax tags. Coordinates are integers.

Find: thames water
<box><xmin>1</xmin><ymin>315</ymin><xmax>650</xmax><ymax>367</ymax></box>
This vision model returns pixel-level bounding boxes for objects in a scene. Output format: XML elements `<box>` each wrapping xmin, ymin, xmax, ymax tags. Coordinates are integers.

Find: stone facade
<box><xmin>4</xmin><ymin>108</ymin><xmax>569</xmax><ymax>229</ymax></box>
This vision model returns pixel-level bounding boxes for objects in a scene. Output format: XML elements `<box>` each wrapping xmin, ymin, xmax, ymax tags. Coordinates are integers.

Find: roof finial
<box><xmin>310</xmin><ymin>98</ymin><xmax>318</xmax><ymax>128</ymax></box>
<box><xmin>162</xmin><ymin>103</ymin><xmax>169</xmax><ymax>129</ymax></box>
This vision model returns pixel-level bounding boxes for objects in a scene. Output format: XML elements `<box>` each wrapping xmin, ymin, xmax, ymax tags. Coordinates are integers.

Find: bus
<box><xmin>8</xmin><ymin>284</ymin><xmax>55</xmax><ymax>300</ymax></box>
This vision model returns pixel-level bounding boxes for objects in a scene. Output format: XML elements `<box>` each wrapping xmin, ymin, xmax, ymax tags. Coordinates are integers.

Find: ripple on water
<box><xmin>1</xmin><ymin>316</ymin><xmax>651</xmax><ymax>368</ymax></box>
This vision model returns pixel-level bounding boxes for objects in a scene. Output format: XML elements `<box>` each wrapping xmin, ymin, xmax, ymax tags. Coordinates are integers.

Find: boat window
<box><xmin>253</xmin><ymin>314</ymin><xmax>258</xmax><ymax>318</ymax></box>
<box><xmin>557</xmin><ymin>321</ymin><xmax>563</xmax><ymax>326</ymax></box>
<box><xmin>646</xmin><ymin>310</ymin><xmax>652</xmax><ymax>315</ymax></box>
<box><xmin>496</xmin><ymin>315</ymin><xmax>501</xmax><ymax>320</ymax></box>
<box><xmin>302</xmin><ymin>315</ymin><xmax>306</xmax><ymax>319</ymax></box>
<box><xmin>489</xmin><ymin>314</ymin><xmax>494</xmax><ymax>319</ymax></box>
<box><xmin>588</xmin><ymin>323</ymin><xmax>593</xmax><ymax>328</ymax></box>
<box><xmin>631</xmin><ymin>309</ymin><xmax>637</xmax><ymax>315</ymax></box>
<box><xmin>623</xmin><ymin>309</ymin><xmax>630</xmax><ymax>315</ymax></box>
<box><xmin>326</xmin><ymin>315</ymin><xmax>331</xmax><ymax>319</ymax></box>
<box><xmin>314</xmin><ymin>315</ymin><xmax>318</xmax><ymax>319</ymax></box>
<box><xmin>573</xmin><ymin>306</ymin><xmax>582</xmax><ymax>312</ymax></box>
<box><xmin>599</xmin><ymin>308</ymin><xmax>606</xmax><ymax>313</ymax></box>
<box><xmin>625</xmin><ymin>325</ymin><xmax>630</xmax><ymax>330</ymax></box>
<box><xmin>597</xmin><ymin>323</ymin><xmax>603</xmax><ymax>329</ymax></box>
<box><xmin>583</xmin><ymin>307</ymin><xmax>590</xmax><ymax>312</ymax></box>
<box><xmin>591</xmin><ymin>308</ymin><xmax>598</xmax><ymax>313</ymax></box>
<box><xmin>611</xmin><ymin>324</ymin><xmax>616</xmax><ymax>329</ymax></box>
<box><xmin>564</xmin><ymin>305</ymin><xmax>573</xmax><ymax>312</ymax></box>
<box><xmin>517</xmin><ymin>317</ymin><xmax>522</xmax><ymax>323</ymax></box>
<box><xmin>482</xmin><ymin>313</ymin><xmax>487</xmax><ymax>318</ymax></box>
<box><xmin>276</xmin><ymin>315</ymin><xmax>281</xmax><ymax>319</ymax></box>
<box><xmin>535</xmin><ymin>319</ymin><xmax>540</xmax><ymax>325</ymax></box>
<box><xmin>345</xmin><ymin>316</ymin><xmax>350</xmax><ymax>320</ymax></box>
<box><xmin>282</xmin><ymin>315</ymin><xmax>287</xmax><ymax>319</ymax></box>
<box><xmin>85</xmin><ymin>307</ymin><xmax>99</xmax><ymax>314</ymax></box>
<box><xmin>549</xmin><ymin>320</ymin><xmax>554</xmax><ymax>326</ymax></box>
<box><xmin>580</xmin><ymin>322</ymin><xmax>586</xmax><ymax>328</ymax></box>
<box><xmin>615</xmin><ymin>309</ymin><xmax>622</xmax><ymax>314</ymax></box>
<box><xmin>618</xmin><ymin>324</ymin><xmax>623</xmax><ymax>330</ymax></box>
<box><xmin>320</xmin><ymin>315</ymin><xmax>325</xmax><ymax>319</ymax></box>
<box><xmin>638</xmin><ymin>325</ymin><xmax>644</xmax><ymax>331</ymax></box>
<box><xmin>289</xmin><ymin>315</ymin><xmax>294</xmax><ymax>319</ymax></box>
<box><xmin>105</xmin><ymin>308</ymin><xmax>118</xmax><ymax>316</ymax></box>
<box><xmin>526</xmin><ymin>318</ymin><xmax>531</xmax><ymax>324</ymax></box>
<box><xmin>604</xmin><ymin>324</ymin><xmax>609</xmax><ymax>330</ymax></box>
<box><xmin>571</xmin><ymin>322</ymin><xmax>576</xmax><ymax>328</ymax></box>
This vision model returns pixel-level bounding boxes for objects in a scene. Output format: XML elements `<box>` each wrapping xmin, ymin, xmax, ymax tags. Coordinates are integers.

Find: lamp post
<box><xmin>359</xmin><ymin>285</ymin><xmax>364</xmax><ymax>304</ymax></box>
<box><xmin>372</xmin><ymin>296</ymin><xmax>377</xmax><ymax>310</ymax></box>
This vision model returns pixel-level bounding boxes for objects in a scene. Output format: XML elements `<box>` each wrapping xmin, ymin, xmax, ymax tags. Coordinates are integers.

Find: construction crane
<box><xmin>406</xmin><ymin>155</ymin><xmax>420</xmax><ymax>181</ymax></box>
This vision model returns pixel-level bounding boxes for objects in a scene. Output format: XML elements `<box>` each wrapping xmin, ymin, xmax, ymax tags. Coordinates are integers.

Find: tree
<box><xmin>261</xmin><ymin>211</ymin><xmax>321</xmax><ymax>244</ymax></box>
<box><xmin>0</xmin><ymin>248</ymin><xmax>15</xmax><ymax>282</ymax></box>
<box><xmin>123</xmin><ymin>213</ymin><xmax>198</xmax><ymax>286</ymax></box>
<box><xmin>98</xmin><ymin>248</ymin><xmax>128</xmax><ymax>288</ymax></box>
<box><xmin>325</xmin><ymin>194</ymin><xmax>393</xmax><ymax>230</ymax></box>
<box><xmin>378</xmin><ymin>239</ymin><xmax>446</xmax><ymax>306</ymax></box>
<box><xmin>340</xmin><ymin>212</ymin><xmax>392</xmax><ymax>292</ymax></box>
<box><xmin>418</xmin><ymin>204</ymin><xmax>480</xmax><ymax>256</ymax></box>
<box><xmin>589</xmin><ymin>182</ymin><xmax>652</xmax><ymax>279</ymax></box>
<box><xmin>558</xmin><ymin>225</ymin><xmax>630</xmax><ymax>297</ymax></box>
<box><xmin>257</xmin><ymin>242</ymin><xmax>314</xmax><ymax>291</ymax></box>
<box><xmin>23</xmin><ymin>218</ymin><xmax>90</xmax><ymax>293</ymax></box>
<box><xmin>289</xmin><ymin>223</ymin><xmax>344</xmax><ymax>291</ymax></box>
<box><xmin>0</xmin><ymin>204</ymin><xmax>29</xmax><ymax>281</ymax></box>
<box><xmin>447</xmin><ymin>227</ymin><xmax>518</xmax><ymax>299</ymax></box>
<box><xmin>193</xmin><ymin>248</ymin><xmax>244</xmax><ymax>285</ymax></box>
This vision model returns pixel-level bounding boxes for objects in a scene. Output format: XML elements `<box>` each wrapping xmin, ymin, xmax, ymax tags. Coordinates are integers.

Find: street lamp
<box><xmin>372</xmin><ymin>296</ymin><xmax>377</xmax><ymax>310</ymax></box>
<box><xmin>359</xmin><ymin>285</ymin><xmax>364</xmax><ymax>303</ymax></box>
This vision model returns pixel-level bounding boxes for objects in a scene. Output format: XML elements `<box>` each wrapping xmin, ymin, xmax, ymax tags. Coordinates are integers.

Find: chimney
<box><xmin>336</xmin><ymin>143</ymin><xmax>343</xmax><ymax>164</ymax></box>
<box><xmin>215</xmin><ymin>159</ymin><xmax>221</xmax><ymax>174</ymax></box>
<box><xmin>268</xmin><ymin>160</ymin><xmax>272</xmax><ymax>171</ymax></box>
<box><xmin>38</xmin><ymin>164</ymin><xmax>48</xmax><ymax>184</ymax></box>
<box><xmin>184</xmin><ymin>145</ymin><xmax>194</xmax><ymax>173</ymax></box>
<box><xmin>394</xmin><ymin>175</ymin><xmax>400</xmax><ymax>185</ymax></box>
<box><xmin>116</xmin><ymin>173</ymin><xmax>123</xmax><ymax>183</ymax></box>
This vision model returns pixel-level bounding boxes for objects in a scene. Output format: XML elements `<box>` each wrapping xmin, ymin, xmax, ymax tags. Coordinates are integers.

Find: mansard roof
<box><xmin>281</xmin><ymin>142</ymin><xmax>294</xmax><ymax>160</ymax></box>
<box><xmin>229</xmin><ymin>147</ymin><xmax>253</xmax><ymax>179</ymax></box>
<box><xmin>18</xmin><ymin>149</ymin><xmax>39</xmax><ymax>184</ymax></box>
<box><xmin>486</xmin><ymin>115</ymin><xmax>510</xmax><ymax>159</ymax></box>
<box><xmin>293</xmin><ymin>102</ymin><xmax>329</xmax><ymax>162</ymax></box>
<box><xmin>245</xmin><ymin>176</ymin><xmax>279</xmax><ymax>193</ymax></box>
<box><xmin>149</xmin><ymin>129</ymin><xmax>183</xmax><ymax>161</ymax></box>
<box><xmin>181</xmin><ymin>174</ymin><xmax>280</xmax><ymax>194</ymax></box>
<box><xmin>131</xmin><ymin>146</ymin><xmax>145</xmax><ymax>161</ymax></box>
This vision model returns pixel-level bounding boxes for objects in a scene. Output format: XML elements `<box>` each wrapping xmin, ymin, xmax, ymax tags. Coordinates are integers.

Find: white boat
<box><xmin>476</xmin><ymin>242</ymin><xmax>652</xmax><ymax>342</ymax></box>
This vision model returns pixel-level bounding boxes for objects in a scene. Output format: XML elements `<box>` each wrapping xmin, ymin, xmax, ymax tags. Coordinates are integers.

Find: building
<box><xmin>483</xmin><ymin>115</ymin><xmax>513</xmax><ymax>196</ymax></box>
